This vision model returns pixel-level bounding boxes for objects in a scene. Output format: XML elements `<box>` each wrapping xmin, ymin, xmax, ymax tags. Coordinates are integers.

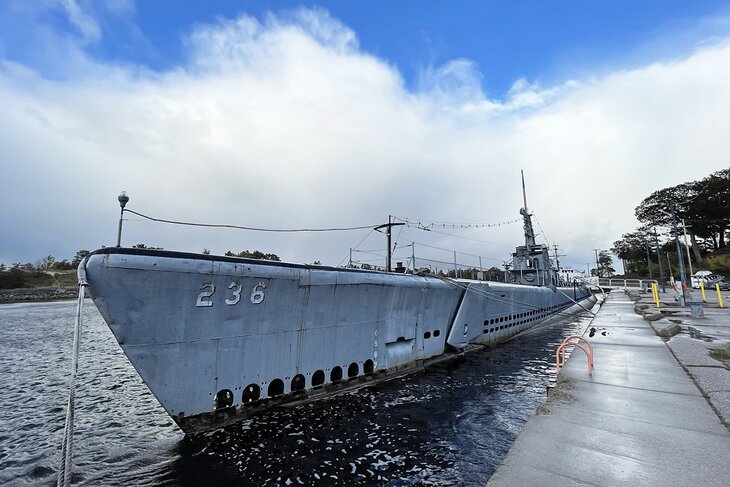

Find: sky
<box><xmin>1</xmin><ymin>1</ymin><xmax>730</xmax><ymax>273</ymax></box>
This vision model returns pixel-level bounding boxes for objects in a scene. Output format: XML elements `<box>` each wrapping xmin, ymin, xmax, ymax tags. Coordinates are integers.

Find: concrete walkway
<box><xmin>487</xmin><ymin>290</ymin><xmax>730</xmax><ymax>487</ymax></box>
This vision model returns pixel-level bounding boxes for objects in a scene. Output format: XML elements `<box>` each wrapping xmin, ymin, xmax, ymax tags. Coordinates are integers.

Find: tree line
<box><xmin>1</xmin><ymin>250</ymin><xmax>91</xmax><ymax>273</ymax></box>
<box><xmin>0</xmin><ymin>247</ymin><xmax>283</xmax><ymax>289</ymax></box>
<box><xmin>612</xmin><ymin>168</ymin><xmax>730</xmax><ymax>278</ymax></box>
<box><xmin>0</xmin><ymin>250</ymin><xmax>91</xmax><ymax>289</ymax></box>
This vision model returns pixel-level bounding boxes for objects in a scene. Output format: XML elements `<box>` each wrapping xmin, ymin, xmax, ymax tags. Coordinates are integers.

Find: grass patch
<box><xmin>704</xmin><ymin>249</ymin><xmax>730</xmax><ymax>276</ymax></box>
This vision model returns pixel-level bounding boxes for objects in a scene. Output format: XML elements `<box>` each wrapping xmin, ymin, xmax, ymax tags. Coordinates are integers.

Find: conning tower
<box><xmin>509</xmin><ymin>171</ymin><xmax>555</xmax><ymax>286</ymax></box>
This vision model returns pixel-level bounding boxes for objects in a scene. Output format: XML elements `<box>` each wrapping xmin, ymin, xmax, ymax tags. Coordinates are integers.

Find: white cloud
<box><xmin>505</xmin><ymin>77</ymin><xmax>575</xmax><ymax>110</ymax></box>
<box><xmin>185</xmin><ymin>7</ymin><xmax>359</xmax><ymax>72</ymax></box>
<box><xmin>1</xmin><ymin>9</ymin><xmax>728</xmax><ymax>272</ymax></box>
<box><xmin>104</xmin><ymin>0</ymin><xmax>135</xmax><ymax>16</ymax></box>
<box><xmin>419</xmin><ymin>59</ymin><xmax>488</xmax><ymax>105</ymax></box>
<box><xmin>60</xmin><ymin>0</ymin><xmax>101</xmax><ymax>43</ymax></box>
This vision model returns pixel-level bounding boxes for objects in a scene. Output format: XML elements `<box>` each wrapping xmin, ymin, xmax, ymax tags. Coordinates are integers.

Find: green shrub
<box><xmin>0</xmin><ymin>269</ymin><xmax>26</xmax><ymax>289</ymax></box>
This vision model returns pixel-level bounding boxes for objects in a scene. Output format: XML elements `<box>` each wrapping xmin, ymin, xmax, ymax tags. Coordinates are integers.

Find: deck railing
<box><xmin>596</xmin><ymin>278</ymin><xmax>657</xmax><ymax>290</ymax></box>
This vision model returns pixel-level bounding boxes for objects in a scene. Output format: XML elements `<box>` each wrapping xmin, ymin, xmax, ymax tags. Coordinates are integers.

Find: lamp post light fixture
<box><xmin>116</xmin><ymin>191</ymin><xmax>129</xmax><ymax>247</ymax></box>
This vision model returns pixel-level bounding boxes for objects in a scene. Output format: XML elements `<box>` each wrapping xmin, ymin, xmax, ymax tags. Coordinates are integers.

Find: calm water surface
<box><xmin>0</xmin><ymin>299</ymin><xmax>596</xmax><ymax>486</ymax></box>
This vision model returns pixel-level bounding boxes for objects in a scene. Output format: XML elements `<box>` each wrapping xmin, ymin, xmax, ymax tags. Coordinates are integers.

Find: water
<box><xmin>0</xmin><ymin>300</ymin><xmax>595</xmax><ymax>486</ymax></box>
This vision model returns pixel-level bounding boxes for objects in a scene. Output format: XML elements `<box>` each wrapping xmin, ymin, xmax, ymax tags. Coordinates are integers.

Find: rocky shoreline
<box><xmin>0</xmin><ymin>287</ymin><xmax>79</xmax><ymax>304</ymax></box>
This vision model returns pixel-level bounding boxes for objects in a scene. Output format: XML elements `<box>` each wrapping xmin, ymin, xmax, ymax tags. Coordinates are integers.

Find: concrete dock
<box><xmin>487</xmin><ymin>288</ymin><xmax>730</xmax><ymax>486</ymax></box>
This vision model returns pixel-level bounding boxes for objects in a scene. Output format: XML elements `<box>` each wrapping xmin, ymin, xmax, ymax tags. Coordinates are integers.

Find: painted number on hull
<box><xmin>225</xmin><ymin>282</ymin><xmax>242</xmax><ymax>305</ymax></box>
<box><xmin>196</xmin><ymin>283</ymin><xmax>215</xmax><ymax>307</ymax></box>
<box><xmin>250</xmin><ymin>281</ymin><xmax>266</xmax><ymax>304</ymax></box>
<box><xmin>196</xmin><ymin>281</ymin><xmax>266</xmax><ymax>307</ymax></box>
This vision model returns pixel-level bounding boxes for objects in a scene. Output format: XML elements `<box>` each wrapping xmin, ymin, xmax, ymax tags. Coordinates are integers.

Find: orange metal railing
<box><xmin>555</xmin><ymin>335</ymin><xmax>593</xmax><ymax>375</ymax></box>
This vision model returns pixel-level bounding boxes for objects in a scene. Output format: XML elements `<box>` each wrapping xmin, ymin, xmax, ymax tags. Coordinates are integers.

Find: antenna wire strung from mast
<box><xmin>124</xmin><ymin>209</ymin><xmax>378</xmax><ymax>233</ymax></box>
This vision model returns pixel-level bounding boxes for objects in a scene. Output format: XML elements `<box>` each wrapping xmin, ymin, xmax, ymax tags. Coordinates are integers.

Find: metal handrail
<box><xmin>555</xmin><ymin>335</ymin><xmax>593</xmax><ymax>375</ymax></box>
<box><xmin>597</xmin><ymin>278</ymin><xmax>657</xmax><ymax>290</ymax></box>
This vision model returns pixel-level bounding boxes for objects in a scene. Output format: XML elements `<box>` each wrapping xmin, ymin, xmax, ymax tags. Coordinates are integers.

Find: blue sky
<box><xmin>1</xmin><ymin>1</ymin><xmax>730</xmax><ymax>270</ymax></box>
<box><xmin>4</xmin><ymin>1</ymin><xmax>730</xmax><ymax>95</ymax></box>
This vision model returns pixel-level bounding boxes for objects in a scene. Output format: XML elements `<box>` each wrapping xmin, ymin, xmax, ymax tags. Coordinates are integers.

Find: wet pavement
<box><xmin>648</xmin><ymin>287</ymin><xmax>730</xmax><ymax>429</ymax></box>
<box><xmin>487</xmin><ymin>288</ymin><xmax>730</xmax><ymax>487</ymax></box>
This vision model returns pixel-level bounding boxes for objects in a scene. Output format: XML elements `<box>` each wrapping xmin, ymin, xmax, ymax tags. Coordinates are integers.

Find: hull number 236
<box><xmin>196</xmin><ymin>281</ymin><xmax>266</xmax><ymax>307</ymax></box>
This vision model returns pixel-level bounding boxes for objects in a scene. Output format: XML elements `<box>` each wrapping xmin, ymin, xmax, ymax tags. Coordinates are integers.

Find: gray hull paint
<box><xmin>84</xmin><ymin>248</ymin><xmax>593</xmax><ymax>433</ymax></box>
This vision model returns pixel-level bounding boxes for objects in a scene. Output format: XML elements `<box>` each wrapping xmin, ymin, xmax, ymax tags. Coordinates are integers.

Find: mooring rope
<box><xmin>556</xmin><ymin>286</ymin><xmax>597</xmax><ymax>315</ymax></box>
<box><xmin>57</xmin><ymin>259</ymin><xmax>88</xmax><ymax>487</ymax></box>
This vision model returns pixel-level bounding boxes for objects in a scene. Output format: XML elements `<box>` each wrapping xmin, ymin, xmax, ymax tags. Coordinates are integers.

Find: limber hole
<box><xmin>312</xmin><ymin>370</ymin><xmax>325</xmax><ymax>387</ymax></box>
<box><xmin>348</xmin><ymin>362</ymin><xmax>359</xmax><ymax>378</ymax></box>
<box><xmin>330</xmin><ymin>366</ymin><xmax>343</xmax><ymax>383</ymax></box>
<box><xmin>214</xmin><ymin>389</ymin><xmax>233</xmax><ymax>409</ymax></box>
<box><xmin>242</xmin><ymin>384</ymin><xmax>260</xmax><ymax>404</ymax></box>
<box><xmin>268</xmin><ymin>378</ymin><xmax>284</xmax><ymax>398</ymax></box>
<box><xmin>291</xmin><ymin>374</ymin><xmax>306</xmax><ymax>392</ymax></box>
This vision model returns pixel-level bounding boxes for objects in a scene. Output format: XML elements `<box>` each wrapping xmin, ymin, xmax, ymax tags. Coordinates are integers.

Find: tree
<box><xmin>592</xmin><ymin>251</ymin><xmax>615</xmax><ymax>277</ymax></box>
<box><xmin>133</xmin><ymin>243</ymin><xmax>164</xmax><ymax>250</ymax></box>
<box><xmin>635</xmin><ymin>182</ymin><xmax>700</xmax><ymax>259</ymax></box>
<box><xmin>685</xmin><ymin>168</ymin><xmax>730</xmax><ymax>250</ymax></box>
<box><xmin>225</xmin><ymin>250</ymin><xmax>281</xmax><ymax>261</ymax></box>
<box><xmin>635</xmin><ymin>183</ymin><xmax>693</xmax><ymax>227</ymax></box>
<box><xmin>40</xmin><ymin>255</ymin><xmax>56</xmax><ymax>270</ymax></box>
<box><xmin>71</xmin><ymin>250</ymin><xmax>91</xmax><ymax>267</ymax></box>
<box><xmin>243</xmin><ymin>250</ymin><xmax>280</xmax><ymax>261</ymax></box>
<box><xmin>612</xmin><ymin>229</ymin><xmax>657</xmax><ymax>277</ymax></box>
<box><xmin>486</xmin><ymin>266</ymin><xmax>503</xmax><ymax>281</ymax></box>
<box><xmin>52</xmin><ymin>259</ymin><xmax>74</xmax><ymax>270</ymax></box>
<box><xmin>599</xmin><ymin>251</ymin><xmax>615</xmax><ymax>277</ymax></box>
<box><xmin>635</xmin><ymin>168</ymin><xmax>730</xmax><ymax>258</ymax></box>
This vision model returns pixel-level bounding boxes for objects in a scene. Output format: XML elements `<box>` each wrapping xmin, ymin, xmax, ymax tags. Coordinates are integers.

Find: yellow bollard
<box><xmin>716</xmin><ymin>283</ymin><xmax>725</xmax><ymax>308</ymax></box>
<box><xmin>700</xmin><ymin>280</ymin><xmax>707</xmax><ymax>302</ymax></box>
<box><xmin>652</xmin><ymin>282</ymin><xmax>660</xmax><ymax>308</ymax></box>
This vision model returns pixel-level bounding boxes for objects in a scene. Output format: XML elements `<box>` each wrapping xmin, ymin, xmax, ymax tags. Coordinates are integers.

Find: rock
<box><xmin>710</xmin><ymin>343</ymin><xmax>730</xmax><ymax>360</ymax></box>
<box><xmin>0</xmin><ymin>287</ymin><xmax>78</xmax><ymax>304</ymax></box>
<box><xmin>656</xmin><ymin>322</ymin><xmax>682</xmax><ymax>338</ymax></box>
